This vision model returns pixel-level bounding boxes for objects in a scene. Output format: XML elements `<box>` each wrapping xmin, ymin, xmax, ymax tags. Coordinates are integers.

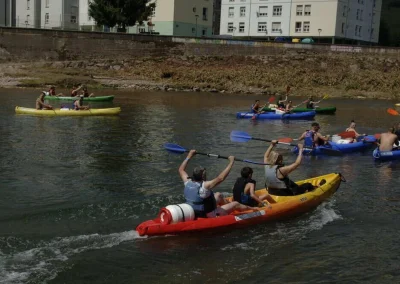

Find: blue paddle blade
<box><xmin>164</xmin><ymin>143</ymin><xmax>187</xmax><ymax>154</ymax></box>
<box><xmin>230</xmin><ymin>130</ymin><xmax>252</xmax><ymax>143</ymax></box>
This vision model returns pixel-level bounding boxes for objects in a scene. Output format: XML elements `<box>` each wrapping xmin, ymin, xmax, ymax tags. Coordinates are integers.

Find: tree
<box><xmin>89</xmin><ymin>0</ymin><xmax>156</xmax><ymax>31</ymax></box>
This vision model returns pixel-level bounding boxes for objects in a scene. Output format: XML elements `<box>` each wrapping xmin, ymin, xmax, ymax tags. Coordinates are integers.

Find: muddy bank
<box><xmin>1</xmin><ymin>54</ymin><xmax>399</xmax><ymax>99</ymax></box>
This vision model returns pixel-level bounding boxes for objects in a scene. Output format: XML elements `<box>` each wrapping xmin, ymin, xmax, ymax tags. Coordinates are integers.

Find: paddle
<box><xmin>387</xmin><ymin>108</ymin><xmax>399</xmax><ymax>116</ymax></box>
<box><xmin>164</xmin><ymin>143</ymin><xmax>270</xmax><ymax>165</ymax></box>
<box><xmin>230</xmin><ymin>131</ymin><xmax>344</xmax><ymax>156</ymax></box>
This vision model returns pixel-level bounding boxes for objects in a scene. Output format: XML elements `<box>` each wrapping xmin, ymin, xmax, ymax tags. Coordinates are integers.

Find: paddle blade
<box><xmin>374</xmin><ymin>133</ymin><xmax>381</xmax><ymax>140</ymax></box>
<box><xmin>322</xmin><ymin>94</ymin><xmax>329</xmax><ymax>100</ymax></box>
<box><xmin>337</xmin><ymin>132</ymin><xmax>356</xmax><ymax>139</ymax></box>
<box><xmin>268</xmin><ymin>96</ymin><xmax>275</xmax><ymax>103</ymax></box>
<box><xmin>278</xmin><ymin>137</ymin><xmax>294</xmax><ymax>143</ymax></box>
<box><xmin>387</xmin><ymin>108</ymin><xmax>399</xmax><ymax>116</ymax></box>
<box><xmin>230</xmin><ymin>131</ymin><xmax>252</xmax><ymax>143</ymax></box>
<box><xmin>164</xmin><ymin>143</ymin><xmax>187</xmax><ymax>154</ymax></box>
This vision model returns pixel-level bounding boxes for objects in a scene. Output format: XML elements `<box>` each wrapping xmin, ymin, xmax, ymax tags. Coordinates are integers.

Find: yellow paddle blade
<box><xmin>387</xmin><ymin>108</ymin><xmax>400</xmax><ymax>116</ymax></box>
<box><xmin>322</xmin><ymin>94</ymin><xmax>329</xmax><ymax>100</ymax></box>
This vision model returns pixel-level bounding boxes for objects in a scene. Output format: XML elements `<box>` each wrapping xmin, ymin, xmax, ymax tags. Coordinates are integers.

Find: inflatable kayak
<box><xmin>292</xmin><ymin>135</ymin><xmax>377</xmax><ymax>155</ymax></box>
<box><xmin>236</xmin><ymin>111</ymin><xmax>316</xmax><ymax>120</ymax></box>
<box><xmin>136</xmin><ymin>173</ymin><xmax>342</xmax><ymax>237</ymax></box>
<box><xmin>262</xmin><ymin>106</ymin><xmax>336</xmax><ymax>114</ymax></box>
<box><xmin>45</xmin><ymin>95</ymin><xmax>114</xmax><ymax>102</ymax></box>
<box><xmin>373</xmin><ymin>148</ymin><xmax>400</xmax><ymax>161</ymax></box>
<box><xmin>15</xmin><ymin>106</ymin><xmax>121</xmax><ymax>116</ymax></box>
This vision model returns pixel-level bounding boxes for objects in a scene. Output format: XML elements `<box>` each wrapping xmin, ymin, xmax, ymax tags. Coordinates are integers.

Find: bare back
<box><xmin>379</xmin><ymin>132</ymin><xmax>398</xmax><ymax>151</ymax></box>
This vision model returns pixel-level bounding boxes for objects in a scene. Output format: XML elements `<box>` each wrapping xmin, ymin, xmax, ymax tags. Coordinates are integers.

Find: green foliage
<box><xmin>89</xmin><ymin>0</ymin><xmax>156</xmax><ymax>29</ymax></box>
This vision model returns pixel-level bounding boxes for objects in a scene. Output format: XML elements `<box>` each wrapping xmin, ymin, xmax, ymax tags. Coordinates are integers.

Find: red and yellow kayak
<box><xmin>136</xmin><ymin>173</ymin><xmax>342</xmax><ymax>237</ymax></box>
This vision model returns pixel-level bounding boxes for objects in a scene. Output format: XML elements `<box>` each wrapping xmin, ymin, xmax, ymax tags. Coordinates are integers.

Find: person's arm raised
<box><xmin>264</xmin><ymin>141</ymin><xmax>277</xmax><ymax>163</ymax></box>
<box><xmin>278</xmin><ymin>144</ymin><xmax>303</xmax><ymax>177</ymax></box>
<box><xmin>204</xmin><ymin>156</ymin><xmax>235</xmax><ymax>190</ymax></box>
<box><xmin>179</xmin><ymin>149</ymin><xmax>196</xmax><ymax>183</ymax></box>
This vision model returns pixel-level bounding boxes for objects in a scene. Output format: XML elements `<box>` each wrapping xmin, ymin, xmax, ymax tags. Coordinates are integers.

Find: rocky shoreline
<box><xmin>1</xmin><ymin>54</ymin><xmax>399</xmax><ymax>99</ymax></box>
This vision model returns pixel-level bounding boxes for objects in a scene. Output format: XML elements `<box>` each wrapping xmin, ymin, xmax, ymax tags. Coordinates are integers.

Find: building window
<box><xmin>192</xmin><ymin>27</ymin><xmax>195</xmax><ymax>33</ymax></box>
<box><xmin>258</xmin><ymin>22</ymin><xmax>267</xmax><ymax>33</ymax></box>
<box><xmin>228</xmin><ymin>22</ymin><xmax>234</xmax><ymax>33</ymax></box>
<box><xmin>273</xmin><ymin>6</ymin><xmax>282</xmax><ymax>16</ymax></box>
<box><xmin>360</xmin><ymin>10</ymin><xmax>363</xmax><ymax>21</ymax></box>
<box><xmin>343</xmin><ymin>5</ymin><xmax>347</xmax><ymax>17</ymax></box>
<box><xmin>45</xmin><ymin>13</ymin><xmax>49</xmax><ymax>24</ymax></box>
<box><xmin>229</xmin><ymin>0</ymin><xmax>234</xmax><ymax>2</ymax></box>
<box><xmin>258</xmin><ymin>6</ymin><xmax>268</xmax><ymax>17</ymax></box>
<box><xmin>202</xmin><ymin>29</ymin><xmax>207</xmax><ymax>36</ymax></box>
<box><xmin>373</xmin><ymin>0</ymin><xmax>376</xmax><ymax>8</ymax></box>
<box><xmin>240</xmin><ymin>7</ymin><xmax>246</xmax><ymax>17</ymax></box>
<box><xmin>370</xmin><ymin>28</ymin><xmax>374</xmax><ymax>38</ymax></box>
<box><xmin>203</xmin><ymin>7</ymin><xmax>208</xmax><ymax>20</ymax></box>
<box><xmin>303</xmin><ymin>21</ymin><xmax>310</xmax><ymax>32</ymax></box>
<box><xmin>304</xmin><ymin>5</ymin><xmax>311</xmax><ymax>16</ymax></box>
<box><xmin>88</xmin><ymin>15</ymin><xmax>92</xmax><ymax>21</ymax></box>
<box><xmin>358</xmin><ymin>26</ymin><xmax>362</xmax><ymax>36</ymax></box>
<box><xmin>228</xmin><ymin>7</ymin><xmax>234</xmax><ymax>17</ymax></box>
<box><xmin>355</xmin><ymin>25</ymin><xmax>358</xmax><ymax>36</ymax></box>
<box><xmin>46</xmin><ymin>0</ymin><xmax>49</xmax><ymax>8</ymax></box>
<box><xmin>240</xmin><ymin>0</ymin><xmax>246</xmax><ymax>2</ymax></box>
<box><xmin>27</xmin><ymin>0</ymin><xmax>30</xmax><ymax>10</ymax></box>
<box><xmin>151</xmin><ymin>7</ymin><xmax>155</xmax><ymax>17</ymax></box>
<box><xmin>356</xmin><ymin>9</ymin><xmax>359</xmax><ymax>20</ymax></box>
<box><xmin>71</xmin><ymin>15</ymin><xmax>77</xmax><ymax>23</ymax></box>
<box><xmin>139</xmin><ymin>26</ymin><xmax>146</xmax><ymax>33</ymax></box>
<box><xmin>296</xmin><ymin>5</ymin><xmax>303</xmax><ymax>16</ymax></box>
<box><xmin>239</xmin><ymin>22</ymin><xmax>245</xmax><ymax>33</ymax></box>
<box><xmin>271</xmin><ymin>22</ymin><xmax>281</xmax><ymax>32</ymax></box>
<box><xmin>295</xmin><ymin>22</ymin><xmax>302</xmax><ymax>33</ymax></box>
<box><xmin>341</xmin><ymin>22</ymin><xmax>345</xmax><ymax>34</ymax></box>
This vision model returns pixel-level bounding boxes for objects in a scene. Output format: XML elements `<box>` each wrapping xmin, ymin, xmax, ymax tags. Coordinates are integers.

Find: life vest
<box><xmin>184</xmin><ymin>180</ymin><xmax>216</xmax><ymax>217</ymax></box>
<box><xmin>304</xmin><ymin>130</ymin><xmax>315</xmax><ymax>148</ymax></box>
<box><xmin>251</xmin><ymin>104</ymin><xmax>259</xmax><ymax>113</ymax></box>
<box><xmin>232</xmin><ymin>177</ymin><xmax>256</xmax><ymax>205</ymax></box>
<box><xmin>264</xmin><ymin>165</ymin><xmax>290</xmax><ymax>189</ymax></box>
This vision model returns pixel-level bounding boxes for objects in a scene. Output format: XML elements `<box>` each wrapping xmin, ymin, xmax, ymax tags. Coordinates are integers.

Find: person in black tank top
<box><xmin>233</xmin><ymin>167</ymin><xmax>275</xmax><ymax>206</ymax></box>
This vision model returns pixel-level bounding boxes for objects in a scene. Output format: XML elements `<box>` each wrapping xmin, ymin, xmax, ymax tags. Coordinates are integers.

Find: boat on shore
<box><xmin>44</xmin><ymin>95</ymin><xmax>114</xmax><ymax>102</ymax></box>
<box><xmin>135</xmin><ymin>173</ymin><xmax>342</xmax><ymax>237</ymax></box>
<box><xmin>15</xmin><ymin>106</ymin><xmax>121</xmax><ymax>116</ymax></box>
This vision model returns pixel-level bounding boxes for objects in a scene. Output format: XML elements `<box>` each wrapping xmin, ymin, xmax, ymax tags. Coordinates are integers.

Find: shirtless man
<box><xmin>47</xmin><ymin>86</ymin><xmax>63</xmax><ymax>97</ymax></box>
<box><xmin>81</xmin><ymin>86</ymin><xmax>95</xmax><ymax>97</ymax></box>
<box><xmin>285</xmin><ymin>100</ymin><xmax>294</xmax><ymax>113</ymax></box>
<box><xmin>73</xmin><ymin>95</ymin><xmax>90</xmax><ymax>110</ymax></box>
<box><xmin>36</xmin><ymin>93</ymin><xmax>53</xmax><ymax>110</ymax></box>
<box><xmin>71</xmin><ymin>85</ymin><xmax>83</xmax><ymax>97</ymax></box>
<box><xmin>251</xmin><ymin>100</ymin><xmax>265</xmax><ymax>114</ymax></box>
<box><xmin>379</xmin><ymin>127</ymin><xmax>399</xmax><ymax>151</ymax></box>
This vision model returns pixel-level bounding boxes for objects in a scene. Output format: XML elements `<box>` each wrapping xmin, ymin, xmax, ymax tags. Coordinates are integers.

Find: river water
<box><xmin>0</xmin><ymin>89</ymin><xmax>399</xmax><ymax>283</ymax></box>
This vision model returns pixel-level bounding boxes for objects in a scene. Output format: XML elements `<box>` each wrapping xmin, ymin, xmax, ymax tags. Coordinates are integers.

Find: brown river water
<box><xmin>0</xmin><ymin>88</ymin><xmax>399</xmax><ymax>283</ymax></box>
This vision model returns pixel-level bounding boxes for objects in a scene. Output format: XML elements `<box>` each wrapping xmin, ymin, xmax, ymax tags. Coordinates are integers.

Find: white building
<box><xmin>220</xmin><ymin>0</ymin><xmax>382</xmax><ymax>43</ymax></box>
<box><xmin>15</xmin><ymin>0</ymin><xmax>79</xmax><ymax>29</ymax></box>
<box><xmin>129</xmin><ymin>0</ymin><xmax>214</xmax><ymax>37</ymax></box>
<box><xmin>79</xmin><ymin>0</ymin><xmax>97</xmax><ymax>31</ymax></box>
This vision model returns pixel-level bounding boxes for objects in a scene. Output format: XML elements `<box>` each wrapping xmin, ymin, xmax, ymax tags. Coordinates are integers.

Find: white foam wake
<box><xmin>0</xmin><ymin>230</ymin><xmax>145</xmax><ymax>284</ymax></box>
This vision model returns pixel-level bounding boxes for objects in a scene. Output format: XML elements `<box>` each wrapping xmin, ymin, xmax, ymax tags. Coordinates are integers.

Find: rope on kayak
<box><xmin>339</xmin><ymin>173</ymin><xmax>347</xmax><ymax>182</ymax></box>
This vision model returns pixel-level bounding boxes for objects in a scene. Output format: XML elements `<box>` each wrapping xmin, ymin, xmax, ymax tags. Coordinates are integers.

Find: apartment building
<box><xmin>130</xmin><ymin>0</ymin><xmax>214</xmax><ymax>37</ymax></box>
<box><xmin>220</xmin><ymin>0</ymin><xmax>382</xmax><ymax>43</ymax></box>
<box><xmin>78</xmin><ymin>0</ymin><xmax>98</xmax><ymax>31</ymax></box>
<box><xmin>15</xmin><ymin>0</ymin><xmax>79</xmax><ymax>29</ymax></box>
<box><xmin>0</xmin><ymin>0</ymin><xmax>15</xmax><ymax>27</ymax></box>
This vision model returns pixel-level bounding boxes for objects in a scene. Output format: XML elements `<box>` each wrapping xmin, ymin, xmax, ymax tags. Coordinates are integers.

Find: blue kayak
<box><xmin>373</xmin><ymin>148</ymin><xmax>400</xmax><ymax>161</ymax></box>
<box><xmin>236</xmin><ymin>111</ymin><xmax>316</xmax><ymax>120</ymax></box>
<box><xmin>292</xmin><ymin>136</ymin><xmax>377</xmax><ymax>156</ymax></box>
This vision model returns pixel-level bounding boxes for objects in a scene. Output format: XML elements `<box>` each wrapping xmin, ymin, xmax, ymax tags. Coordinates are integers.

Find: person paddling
<box><xmin>344</xmin><ymin>120</ymin><xmax>365</xmax><ymax>140</ymax></box>
<box><xmin>306</xmin><ymin>96</ymin><xmax>321</xmax><ymax>109</ymax></box>
<box><xmin>36</xmin><ymin>93</ymin><xmax>53</xmax><ymax>110</ymax></box>
<box><xmin>264</xmin><ymin>141</ymin><xmax>319</xmax><ymax>196</ymax></box>
<box><xmin>251</xmin><ymin>100</ymin><xmax>265</xmax><ymax>114</ymax></box>
<box><xmin>285</xmin><ymin>100</ymin><xmax>294</xmax><ymax>113</ymax></box>
<box><xmin>232</xmin><ymin>167</ymin><xmax>275</xmax><ymax>207</ymax></box>
<box><xmin>179</xmin><ymin>150</ymin><xmax>256</xmax><ymax>219</ymax></box>
<box><xmin>298</xmin><ymin>122</ymin><xmax>330</xmax><ymax>148</ymax></box>
<box><xmin>73</xmin><ymin>95</ymin><xmax>90</xmax><ymax>110</ymax></box>
<box><xmin>46</xmin><ymin>86</ymin><xmax>63</xmax><ymax>97</ymax></box>
<box><xmin>378</xmin><ymin>127</ymin><xmax>399</xmax><ymax>151</ymax></box>
<box><xmin>81</xmin><ymin>86</ymin><xmax>95</xmax><ymax>97</ymax></box>
<box><xmin>71</xmin><ymin>85</ymin><xmax>83</xmax><ymax>97</ymax></box>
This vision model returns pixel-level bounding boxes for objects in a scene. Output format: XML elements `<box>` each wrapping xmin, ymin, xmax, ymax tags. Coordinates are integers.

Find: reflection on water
<box><xmin>0</xmin><ymin>89</ymin><xmax>400</xmax><ymax>283</ymax></box>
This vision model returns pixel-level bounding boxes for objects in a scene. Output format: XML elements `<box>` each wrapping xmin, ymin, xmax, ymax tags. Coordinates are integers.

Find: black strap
<box><xmin>176</xmin><ymin>204</ymin><xmax>186</xmax><ymax>222</ymax></box>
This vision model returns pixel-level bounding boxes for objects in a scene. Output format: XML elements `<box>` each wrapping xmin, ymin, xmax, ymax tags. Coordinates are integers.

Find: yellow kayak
<box><xmin>15</xmin><ymin>106</ymin><xmax>121</xmax><ymax>116</ymax></box>
<box><xmin>136</xmin><ymin>173</ymin><xmax>342</xmax><ymax>236</ymax></box>
<box><xmin>395</xmin><ymin>103</ymin><xmax>400</xmax><ymax>107</ymax></box>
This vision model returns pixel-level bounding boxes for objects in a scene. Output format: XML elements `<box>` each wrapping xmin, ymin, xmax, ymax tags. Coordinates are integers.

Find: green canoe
<box><xmin>262</xmin><ymin>106</ymin><xmax>336</xmax><ymax>114</ymax></box>
<box><xmin>44</xmin><ymin>95</ymin><xmax>114</xmax><ymax>102</ymax></box>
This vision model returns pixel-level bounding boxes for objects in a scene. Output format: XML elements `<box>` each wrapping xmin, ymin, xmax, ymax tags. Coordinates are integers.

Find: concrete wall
<box><xmin>0</xmin><ymin>27</ymin><xmax>399</xmax><ymax>63</ymax></box>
